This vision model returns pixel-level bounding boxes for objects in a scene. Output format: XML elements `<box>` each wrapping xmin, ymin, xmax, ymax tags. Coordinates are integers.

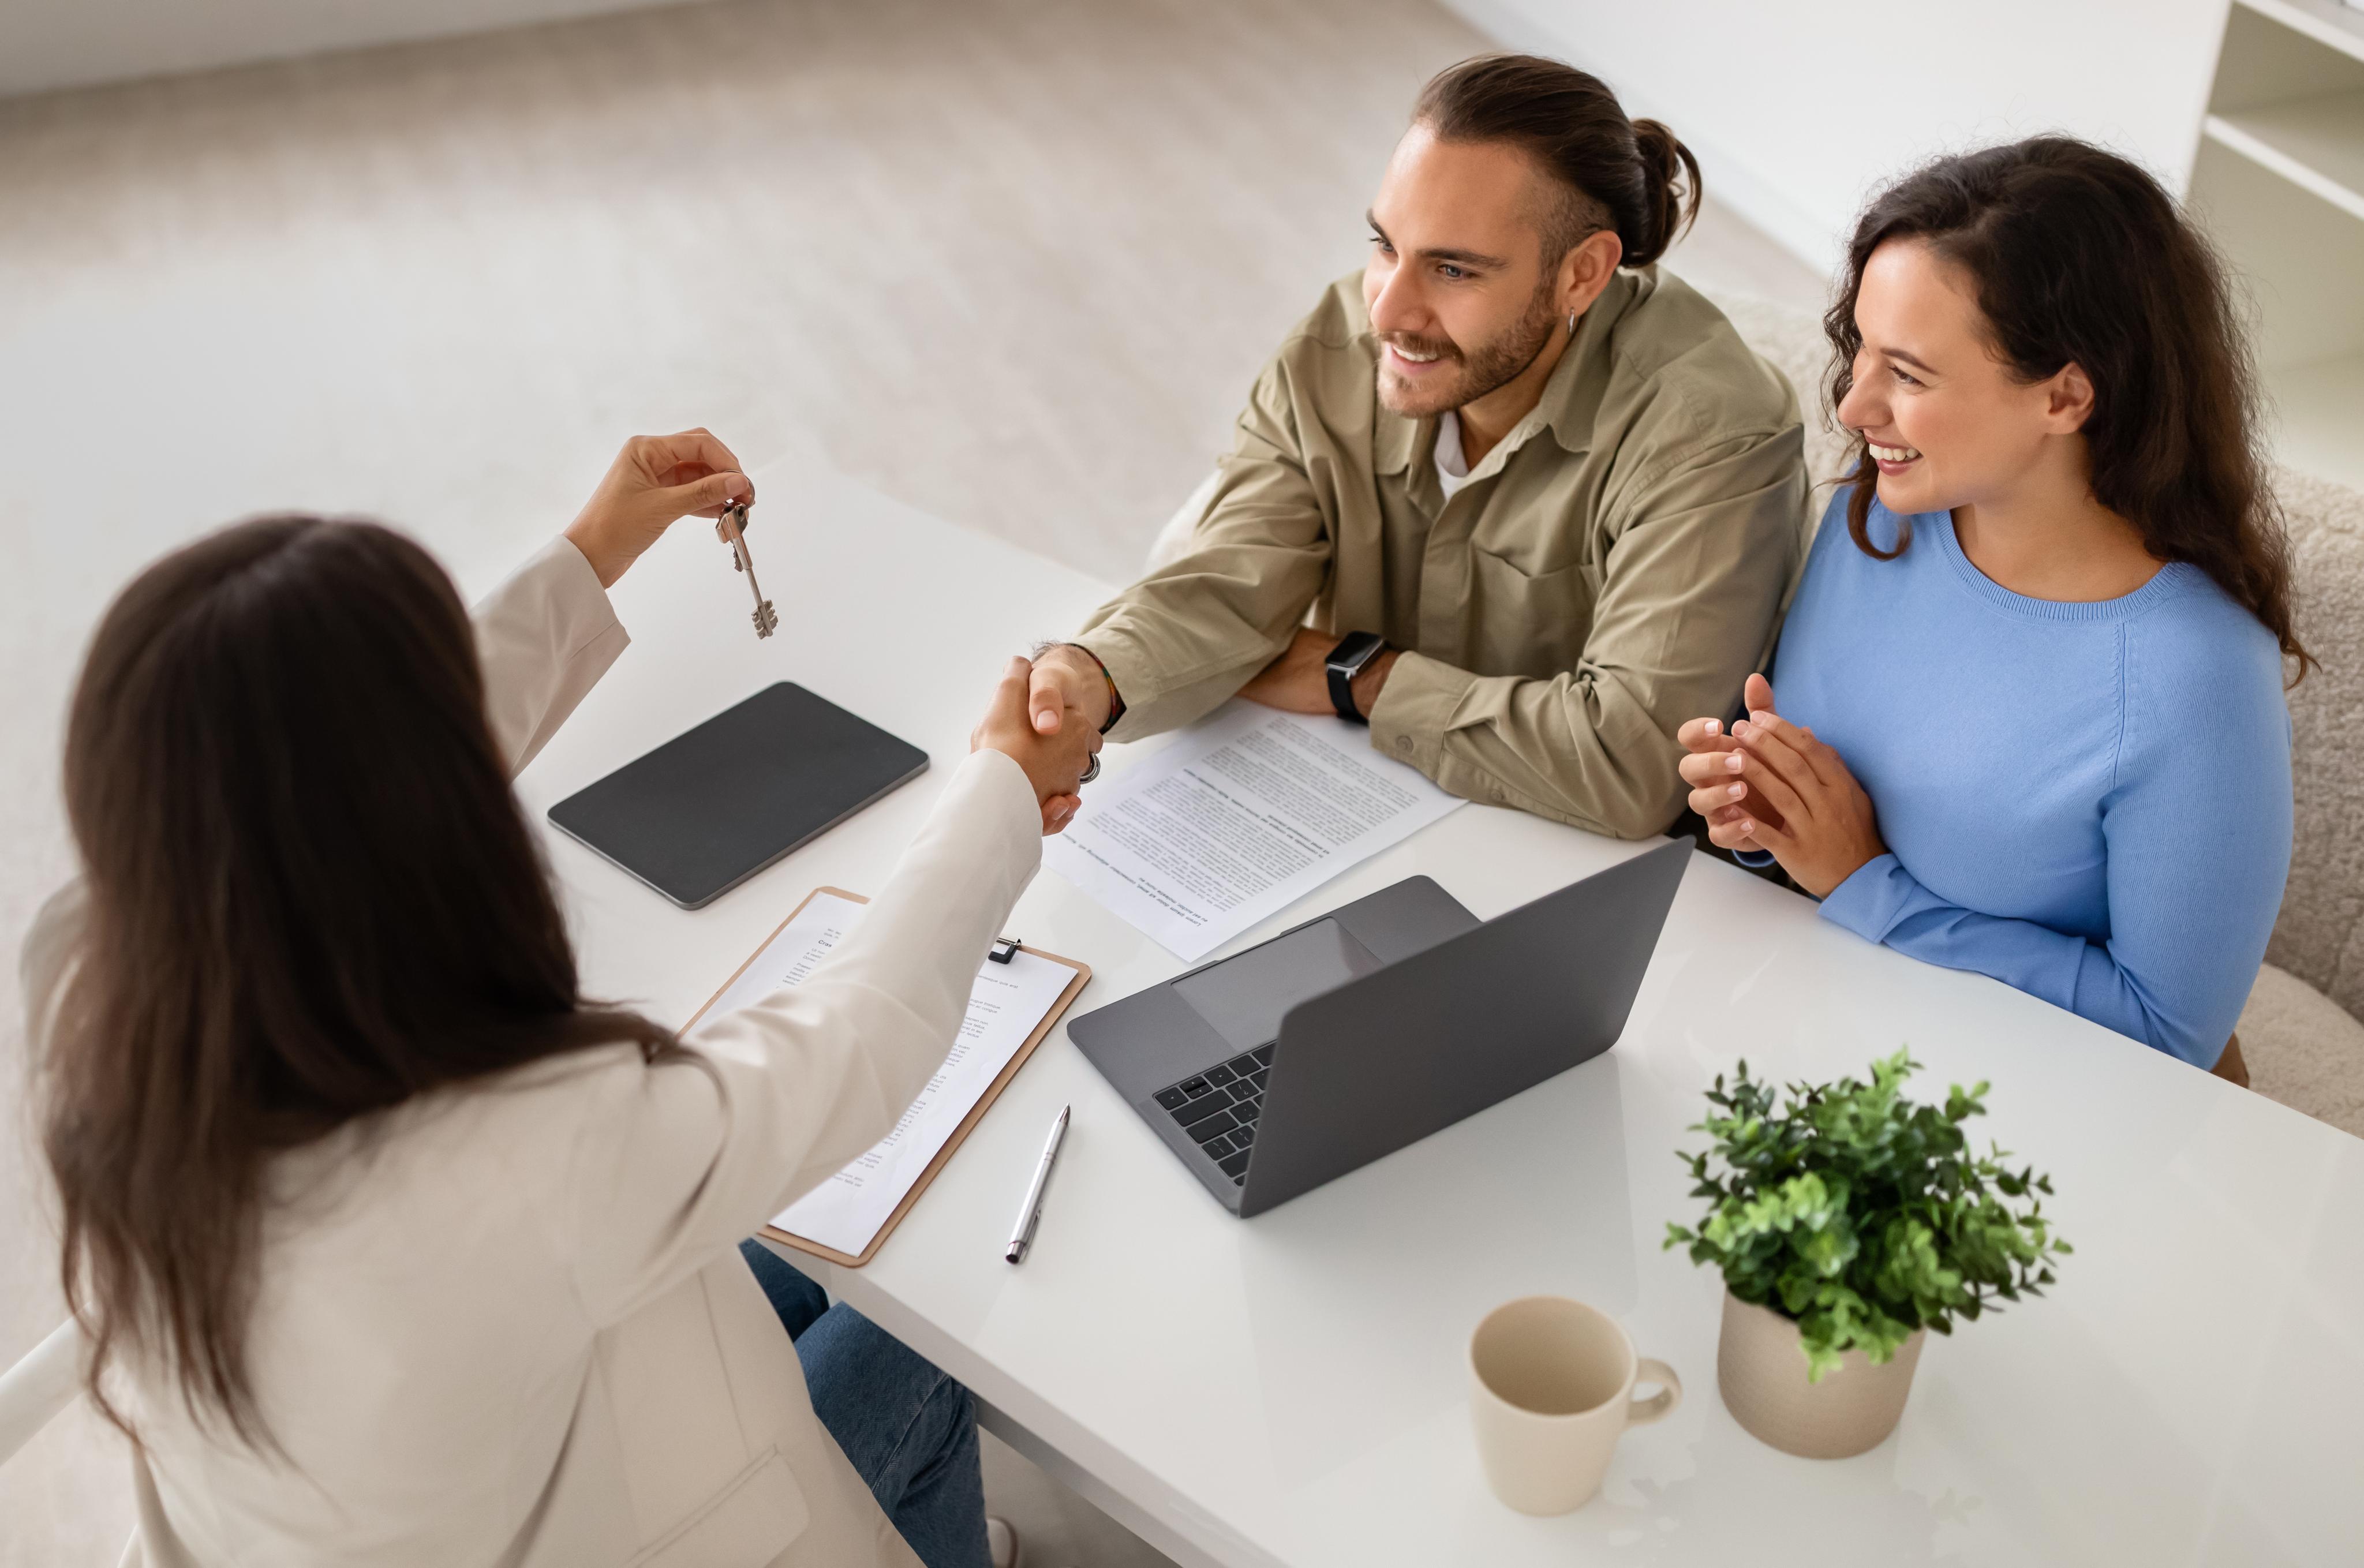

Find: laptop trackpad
<box><xmin>1172</xmin><ymin>918</ymin><xmax>1387</xmax><ymax>1051</ymax></box>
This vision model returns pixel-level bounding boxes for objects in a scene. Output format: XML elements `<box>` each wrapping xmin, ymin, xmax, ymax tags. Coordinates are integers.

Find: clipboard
<box><xmin>682</xmin><ymin>886</ymin><xmax>1091</xmax><ymax>1268</ymax></box>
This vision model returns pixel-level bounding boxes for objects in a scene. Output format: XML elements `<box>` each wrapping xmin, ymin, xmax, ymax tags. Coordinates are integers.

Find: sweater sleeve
<box><xmin>1820</xmin><ymin>625</ymin><xmax>2292</xmax><ymax>1068</ymax></box>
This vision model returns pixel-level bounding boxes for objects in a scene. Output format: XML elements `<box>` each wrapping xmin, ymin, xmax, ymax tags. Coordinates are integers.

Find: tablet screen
<box><xmin>547</xmin><ymin>682</ymin><xmax>928</xmax><ymax>908</ymax></box>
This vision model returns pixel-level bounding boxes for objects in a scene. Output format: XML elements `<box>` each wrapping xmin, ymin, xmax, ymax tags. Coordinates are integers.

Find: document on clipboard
<box><xmin>685</xmin><ymin>888</ymin><xmax>1090</xmax><ymax>1267</ymax></box>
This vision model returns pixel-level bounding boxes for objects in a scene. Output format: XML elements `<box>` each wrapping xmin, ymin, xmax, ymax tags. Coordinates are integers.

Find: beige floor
<box><xmin>0</xmin><ymin>1</ymin><xmax>1821</xmax><ymax>1561</ymax></box>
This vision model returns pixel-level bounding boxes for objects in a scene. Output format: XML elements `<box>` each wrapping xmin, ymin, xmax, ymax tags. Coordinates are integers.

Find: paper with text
<box><xmin>1042</xmin><ymin>702</ymin><xmax>1464</xmax><ymax>961</ymax></box>
<box><xmin>709</xmin><ymin>891</ymin><xmax>1075</xmax><ymax>1258</ymax></box>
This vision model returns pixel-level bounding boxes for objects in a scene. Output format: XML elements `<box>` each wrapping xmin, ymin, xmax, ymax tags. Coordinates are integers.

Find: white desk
<box><xmin>521</xmin><ymin>466</ymin><xmax>2364</xmax><ymax>1568</ymax></box>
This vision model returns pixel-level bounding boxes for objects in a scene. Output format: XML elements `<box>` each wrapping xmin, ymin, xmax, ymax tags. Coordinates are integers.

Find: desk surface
<box><xmin>522</xmin><ymin>466</ymin><xmax>2364</xmax><ymax>1568</ymax></box>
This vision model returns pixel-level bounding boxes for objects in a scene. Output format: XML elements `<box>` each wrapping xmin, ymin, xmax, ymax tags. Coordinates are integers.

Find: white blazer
<box><xmin>22</xmin><ymin>539</ymin><xmax>1043</xmax><ymax>1568</ymax></box>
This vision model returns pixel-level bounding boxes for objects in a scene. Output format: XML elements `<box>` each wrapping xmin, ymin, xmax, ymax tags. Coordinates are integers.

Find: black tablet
<box><xmin>547</xmin><ymin>682</ymin><xmax>929</xmax><ymax>909</ymax></box>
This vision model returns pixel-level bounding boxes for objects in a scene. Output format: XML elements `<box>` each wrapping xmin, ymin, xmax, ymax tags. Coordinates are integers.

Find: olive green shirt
<box><xmin>1075</xmin><ymin>267</ymin><xmax>1806</xmax><ymax>839</ymax></box>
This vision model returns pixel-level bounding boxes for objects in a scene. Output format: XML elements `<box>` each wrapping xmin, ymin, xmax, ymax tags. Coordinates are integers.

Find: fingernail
<box><xmin>1725</xmin><ymin>753</ymin><xmax>1743</xmax><ymax>773</ymax></box>
<box><xmin>1732</xmin><ymin>721</ymin><xmax>1750</xmax><ymax>738</ymax></box>
<box><xmin>1751</xmin><ymin>710</ymin><xmax>1773</xmax><ymax>726</ymax></box>
<box><xmin>1727</xmin><ymin>782</ymin><xmax>1746</xmax><ymax>800</ymax></box>
<box><xmin>1703</xmin><ymin>719</ymin><xmax>1721</xmax><ymax>736</ymax></box>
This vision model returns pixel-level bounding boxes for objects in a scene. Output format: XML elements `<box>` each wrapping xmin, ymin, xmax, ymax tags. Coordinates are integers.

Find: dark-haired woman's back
<box><xmin>40</xmin><ymin>534</ymin><xmax>1040</xmax><ymax>1566</ymax></box>
<box><xmin>32</xmin><ymin>433</ymin><xmax>1099</xmax><ymax>1567</ymax></box>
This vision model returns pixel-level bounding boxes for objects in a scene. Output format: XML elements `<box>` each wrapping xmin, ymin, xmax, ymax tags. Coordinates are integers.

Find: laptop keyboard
<box><xmin>1152</xmin><ymin>1045</ymin><xmax>1274</xmax><ymax>1184</ymax></box>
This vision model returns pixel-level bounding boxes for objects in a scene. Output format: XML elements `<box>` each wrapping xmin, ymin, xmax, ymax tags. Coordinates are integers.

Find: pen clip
<box><xmin>988</xmin><ymin>936</ymin><xmax>1022</xmax><ymax>965</ymax></box>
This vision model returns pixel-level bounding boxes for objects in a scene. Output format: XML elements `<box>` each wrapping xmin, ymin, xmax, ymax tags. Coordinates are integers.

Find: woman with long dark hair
<box><xmin>25</xmin><ymin>430</ymin><xmax>1093</xmax><ymax>1567</ymax></box>
<box><xmin>1678</xmin><ymin>138</ymin><xmax>2302</xmax><ymax>1074</ymax></box>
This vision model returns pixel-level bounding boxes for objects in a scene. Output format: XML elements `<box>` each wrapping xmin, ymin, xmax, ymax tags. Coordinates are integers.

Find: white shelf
<box><xmin>2236</xmin><ymin>0</ymin><xmax>2364</xmax><ymax>68</ymax></box>
<box><xmin>2266</xmin><ymin>350</ymin><xmax>2364</xmax><ymax>489</ymax></box>
<box><xmin>2205</xmin><ymin>93</ymin><xmax>2364</xmax><ymax>219</ymax></box>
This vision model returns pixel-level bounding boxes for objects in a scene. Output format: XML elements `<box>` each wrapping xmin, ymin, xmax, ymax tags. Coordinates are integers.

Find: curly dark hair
<box><xmin>1824</xmin><ymin>136</ymin><xmax>2311</xmax><ymax>678</ymax></box>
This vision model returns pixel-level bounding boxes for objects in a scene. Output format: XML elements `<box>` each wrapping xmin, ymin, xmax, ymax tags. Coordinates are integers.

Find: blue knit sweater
<box><xmin>1761</xmin><ymin>489</ymin><xmax>2292</xmax><ymax>1067</ymax></box>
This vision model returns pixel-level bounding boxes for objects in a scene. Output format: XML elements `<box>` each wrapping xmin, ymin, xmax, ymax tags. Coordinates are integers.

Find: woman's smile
<box><xmin>1868</xmin><ymin>439</ymin><xmax>1922</xmax><ymax>474</ymax></box>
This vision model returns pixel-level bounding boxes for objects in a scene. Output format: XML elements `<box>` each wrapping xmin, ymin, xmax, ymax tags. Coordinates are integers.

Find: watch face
<box><xmin>1327</xmin><ymin>631</ymin><xmax>1385</xmax><ymax>675</ymax></box>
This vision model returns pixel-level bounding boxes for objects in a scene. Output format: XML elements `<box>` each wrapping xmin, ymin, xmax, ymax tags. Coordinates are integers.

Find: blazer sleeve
<box><xmin>471</xmin><ymin>537</ymin><xmax>633</xmax><ymax>777</ymax></box>
<box><xmin>560</xmin><ymin>749</ymin><xmax>1043</xmax><ymax>1326</ymax></box>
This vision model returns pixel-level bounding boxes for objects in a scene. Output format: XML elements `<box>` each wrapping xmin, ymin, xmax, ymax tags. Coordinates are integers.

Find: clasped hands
<box><xmin>1679</xmin><ymin>673</ymin><xmax>1886</xmax><ymax>897</ymax></box>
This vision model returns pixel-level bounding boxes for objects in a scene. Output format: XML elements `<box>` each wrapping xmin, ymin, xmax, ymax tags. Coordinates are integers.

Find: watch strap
<box><xmin>1324</xmin><ymin>633</ymin><xmax>1385</xmax><ymax>724</ymax></box>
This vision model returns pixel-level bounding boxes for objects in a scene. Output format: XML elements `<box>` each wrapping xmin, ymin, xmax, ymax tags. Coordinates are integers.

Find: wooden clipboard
<box><xmin>681</xmin><ymin>886</ymin><xmax>1091</xmax><ymax>1268</ymax></box>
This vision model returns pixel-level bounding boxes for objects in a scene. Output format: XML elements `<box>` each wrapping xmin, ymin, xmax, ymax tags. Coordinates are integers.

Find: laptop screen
<box><xmin>1172</xmin><ymin>918</ymin><xmax>1387</xmax><ymax>1051</ymax></box>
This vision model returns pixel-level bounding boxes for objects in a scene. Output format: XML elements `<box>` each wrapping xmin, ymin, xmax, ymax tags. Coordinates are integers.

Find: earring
<box><xmin>1566</xmin><ymin>310</ymin><xmax>1579</xmax><ymax>337</ymax></box>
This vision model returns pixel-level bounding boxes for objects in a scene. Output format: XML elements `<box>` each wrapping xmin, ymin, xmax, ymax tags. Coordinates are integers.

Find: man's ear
<box><xmin>1559</xmin><ymin>228</ymin><xmax>1624</xmax><ymax>323</ymax></box>
<box><xmin>2043</xmin><ymin>362</ymin><xmax>2097</xmax><ymax>434</ymax></box>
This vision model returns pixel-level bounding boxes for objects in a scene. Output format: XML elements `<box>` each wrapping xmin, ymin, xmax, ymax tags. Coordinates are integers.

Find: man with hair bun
<box><xmin>1028</xmin><ymin>54</ymin><xmax>1806</xmax><ymax>839</ymax></box>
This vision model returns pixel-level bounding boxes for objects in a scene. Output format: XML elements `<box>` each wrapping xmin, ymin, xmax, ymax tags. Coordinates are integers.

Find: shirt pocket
<box><xmin>626</xmin><ymin>1446</ymin><xmax>810</xmax><ymax>1568</ymax></box>
<box><xmin>1468</xmin><ymin>543</ymin><xmax>1595</xmax><ymax>678</ymax></box>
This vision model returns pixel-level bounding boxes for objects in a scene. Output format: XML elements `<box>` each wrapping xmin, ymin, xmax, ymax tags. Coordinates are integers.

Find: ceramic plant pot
<box><xmin>1715</xmin><ymin>1292</ymin><xmax>1925</xmax><ymax>1458</ymax></box>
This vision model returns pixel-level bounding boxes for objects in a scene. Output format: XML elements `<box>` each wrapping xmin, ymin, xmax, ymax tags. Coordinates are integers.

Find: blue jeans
<box><xmin>738</xmin><ymin>1240</ymin><xmax>990</xmax><ymax>1568</ymax></box>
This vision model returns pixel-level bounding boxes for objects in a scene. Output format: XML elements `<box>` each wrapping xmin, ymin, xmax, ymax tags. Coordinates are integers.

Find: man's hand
<box><xmin>565</xmin><ymin>429</ymin><xmax>753</xmax><ymax>588</ymax></box>
<box><xmin>975</xmin><ymin>656</ymin><xmax>1100</xmax><ymax>835</ymax></box>
<box><xmin>1236</xmin><ymin>627</ymin><xmax>1400</xmax><ymax>718</ymax></box>
<box><xmin>1712</xmin><ymin>675</ymin><xmax>1886</xmax><ymax>896</ymax></box>
<box><xmin>1027</xmin><ymin>644</ymin><xmax>1114</xmax><ymax>738</ymax></box>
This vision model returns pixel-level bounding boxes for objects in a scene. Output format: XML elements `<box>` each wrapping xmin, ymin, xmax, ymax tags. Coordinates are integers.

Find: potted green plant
<box><xmin>1664</xmin><ymin>1049</ymin><xmax>2070</xmax><ymax>1458</ymax></box>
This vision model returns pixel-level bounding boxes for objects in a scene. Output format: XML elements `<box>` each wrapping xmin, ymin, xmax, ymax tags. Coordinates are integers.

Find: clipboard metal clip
<box><xmin>988</xmin><ymin>936</ymin><xmax>1022</xmax><ymax>965</ymax></box>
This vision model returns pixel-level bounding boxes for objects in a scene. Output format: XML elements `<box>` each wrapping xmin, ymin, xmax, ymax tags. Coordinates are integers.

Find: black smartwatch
<box><xmin>1323</xmin><ymin>631</ymin><xmax>1387</xmax><ymax>723</ymax></box>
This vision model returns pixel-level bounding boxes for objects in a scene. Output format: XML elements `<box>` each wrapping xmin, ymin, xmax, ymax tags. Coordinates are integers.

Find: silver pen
<box><xmin>1004</xmin><ymin>1106</ymin><xmax>1071</xmax><ymax>1264</ymax></box>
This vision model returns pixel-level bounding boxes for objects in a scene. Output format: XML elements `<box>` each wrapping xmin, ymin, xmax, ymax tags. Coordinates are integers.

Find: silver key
<box><xmin>714</xmin><ymin>502</ymin><xmax>777</xmax><ymax>639</ymax></box>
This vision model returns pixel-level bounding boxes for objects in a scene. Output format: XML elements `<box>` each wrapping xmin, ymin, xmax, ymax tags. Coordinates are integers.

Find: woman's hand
<box><xmin>1700</xmin><ymin>675</ymin><xmax>1886</xmax><ymax>897</ymax></box>
<box><xmin>973</xmin><ymin>656</ymin><xmax>1101</xmax><ymax>835</ymax></box>
<box><xmin>1678</xmin><ymin>703</ymin><xmax>1783</xmax><ymax>854</ymax></box>
<box><xmin>565</xmin><ymin>430</ymin><xmax>754</xmax><ymax>588</ymax></box>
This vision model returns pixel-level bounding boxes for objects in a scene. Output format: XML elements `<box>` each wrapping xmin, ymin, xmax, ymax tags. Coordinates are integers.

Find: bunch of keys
<box><xmin>715</xmin><ymin>500</ymin><xmax>777</xmax><ymax>639</ymax></box>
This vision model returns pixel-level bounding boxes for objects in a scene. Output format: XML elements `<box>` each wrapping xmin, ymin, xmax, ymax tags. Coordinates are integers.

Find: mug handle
<box><xmin>1627</xmin><ymin>1357</ymin><xmax>1682</xmax><ymax>1427</ymax></box>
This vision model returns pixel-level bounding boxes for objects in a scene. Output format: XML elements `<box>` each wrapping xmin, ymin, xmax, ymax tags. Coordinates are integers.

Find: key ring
<box><xmin>1079</xmin><ymin>754</ymin><xmax>1101</xmax><ymax>784</ymax></box>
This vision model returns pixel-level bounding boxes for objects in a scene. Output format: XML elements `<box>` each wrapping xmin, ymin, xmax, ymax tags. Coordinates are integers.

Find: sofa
<box><xmin>1146</xmin><ymin>286</ymin><xmax>2364</xmax><ymax>1136</ymax></box>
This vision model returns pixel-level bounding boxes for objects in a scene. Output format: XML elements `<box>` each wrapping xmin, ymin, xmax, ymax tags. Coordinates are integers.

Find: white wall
<box><xmin>1442</xmin><ymin>0</ymin><xmax>2234</xmax><ymax>278</ymax></box>
<box><xmin>0</xmin><ymin>0</ymin><xmax>704</xmax><ymax>99</ymax></box>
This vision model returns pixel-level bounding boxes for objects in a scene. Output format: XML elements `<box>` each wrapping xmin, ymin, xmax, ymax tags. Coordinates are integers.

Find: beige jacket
<box><xmin>1076</xmin><ymin>267</ymin><xmax>1806</xmax><ymax>839</ymax></box>
<box><xmin>21</xmin><ymin>539</ymin><xmax>1041</xmax><ymax>1568</ymax></box>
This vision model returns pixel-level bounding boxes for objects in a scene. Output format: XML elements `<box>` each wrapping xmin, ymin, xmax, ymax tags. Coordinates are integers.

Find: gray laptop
<box><xmin>1070</xmin><ymin>839</ymin><xmax>1690</xmax><ymax>1217</ymax></box>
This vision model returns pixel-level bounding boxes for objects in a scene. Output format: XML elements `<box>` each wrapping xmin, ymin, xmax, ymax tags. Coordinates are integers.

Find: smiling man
<box><xmin>1029</xmin><ymin>54</ymin><xmax>1806</xmax><ymax>837</ymax></box>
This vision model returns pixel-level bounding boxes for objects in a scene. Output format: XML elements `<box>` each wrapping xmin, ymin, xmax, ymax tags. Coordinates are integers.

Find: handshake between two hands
<box><xmin>971</xmin><ymin>656</ymin><xmax>1100</xmax><ymax>836</ymax></box>
<box><xmin>564</xmin><ymin>429</ymin><xmax>1102</xmax><ymax>839</ymax></box>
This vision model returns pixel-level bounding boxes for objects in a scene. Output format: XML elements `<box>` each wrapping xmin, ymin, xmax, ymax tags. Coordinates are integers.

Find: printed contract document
<box><xmin>707</xmin><ymin>891</ymin><xmax>1075</xmax><ymax>1258</ymax></box>
<box><xmin>1043</xmin><ymin>701</ymin><xmax>1463</xmax><ymax>960</ymax></box>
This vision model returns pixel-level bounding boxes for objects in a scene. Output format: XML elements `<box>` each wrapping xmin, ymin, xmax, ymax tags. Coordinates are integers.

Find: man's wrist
<box><xmin>1038</xmin><ymin>642</ymin><xmax>1123</xmax><ymax>732</ymax></box>
<box><xmin>1349</xmin><ymin>649</ymin><xmax>1400</xmax><ymax>720</ymax></box>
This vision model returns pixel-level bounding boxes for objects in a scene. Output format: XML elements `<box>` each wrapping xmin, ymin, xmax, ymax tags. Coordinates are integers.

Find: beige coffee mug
<box><xmin>1468</xmin><ymin>1296</ymin><xmax>1681</xmax><ymax>1515</ymax></box>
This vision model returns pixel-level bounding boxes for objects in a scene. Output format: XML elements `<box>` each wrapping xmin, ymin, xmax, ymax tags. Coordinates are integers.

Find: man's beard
<box><xmin>1374</xmin><ymin>278</ymin><xmax>1561</xmax><ymax>419</ymax></box>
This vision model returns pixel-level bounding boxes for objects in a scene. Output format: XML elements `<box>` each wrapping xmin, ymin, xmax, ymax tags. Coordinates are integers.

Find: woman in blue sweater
<box><xmin>1681</xmin><ymin>139</ymin><xmax>2309</xmax><ymax>1073</ymax></box>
